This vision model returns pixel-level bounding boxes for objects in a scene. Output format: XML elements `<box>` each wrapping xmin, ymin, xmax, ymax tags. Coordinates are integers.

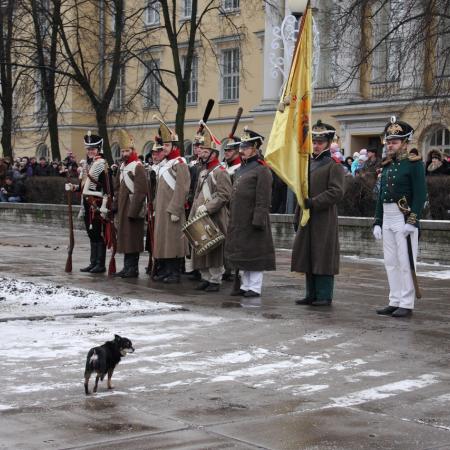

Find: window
<box><xmin>112</xmin><ymin>65</ymin><xmax>126</xmax><ymax>110</ymax></box>
<box><xmin>316</xmin><ymin>4</ymin><xmax>338</xmax><ymax>88</ymax></box>
<box><xmin>145</xmin><ymin>1</ymin><xmax>160</xmax><ymax>26</ymax></box>
<box><xmin>35</xmin><ymin>72</ymin><xmax>47</xmax><ymax>116</ymax></box>
<box><xmin>183</xmin><ymin>55</ymin><xmax>198</xmax><ymax>105</ymax></box>
<box><xmin>221</xmin><ymin>48</ymin><xmax>239</xmax><ymax>101</ymax></box>
<box><xmin>36</xmin><ymin>143</ymin><xmax>49</xmax><ymax>160</ymax></box>
<box><xmin>143</xmin><ymin>59</ymin><xmax>160</xmax><ymax>108</ymax></box>
<box><xmin>111</xmin><ymin>143</ymin><xmax>121</xmax><ymax>161</ymax></box>
<box><xmin>143</xmin><ymin>140</ymin><xmax>154</xmax><ymax>157</ymax></box>
<box><xmin>183</xmin><ymin>0</ymin><xmax>192</xmax><ymax>18</ymax></box>
<box><xmin>429</xmin><ymin>127</ymin><xmax>450</xmax><ymax>156</ymax></box>
<box><xmin>371</xmin><ymin>0</ymin><xmax>402</xmax><ymax>82</ymax></box>
<box><xmin>223</xmin><ymin>0</ymin><xmax>239</xmax><ymax>11</ymax></box>
<box><xmin>437</xmin><ymin>15</ymin><xmax>450</xmax><ymax>77</ymax></box>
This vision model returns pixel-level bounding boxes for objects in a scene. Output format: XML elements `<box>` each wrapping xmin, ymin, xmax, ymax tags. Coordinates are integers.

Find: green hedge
<box><xmin>24</xmin><ymin>176</ymin><xmax>80</xmax><ymax>205</ymax></box>
<box><xmin>21</xmin><ymin>174</ymin><xmax>450</xmax><ymax>220</ymax></box>
<box><xmin>338</xmin><ymin>175</ymin><xmax>450</xmax><ymax>220</ymax></box>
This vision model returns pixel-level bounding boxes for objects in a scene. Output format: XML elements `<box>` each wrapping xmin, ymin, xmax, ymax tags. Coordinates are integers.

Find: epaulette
<box><xmin>257</xmin><ymin>159</ymin><xmax>268</xmax><ymax>166</ymax></box>
<box><xmin>219</xmin><ymin>165</ymin><xmax>226</xmax><ymax>171</ymax></box>
<box><xmin>408</xmin><ymin>155</ymin><xmax>422</xmax><ymax>162</ymax></box>
<box><xmin>381</xmin><ymin>158</ymin><xmax>392</xmax><ymax>166</ymax></box>
<box><xmin>177</xmin><ymin>157</ymin><xmax>185</xmax><ymax>164</ymax></box>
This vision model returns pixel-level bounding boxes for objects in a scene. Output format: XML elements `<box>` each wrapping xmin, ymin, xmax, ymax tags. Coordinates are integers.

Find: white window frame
<box><xmin>145</xmin><ymin>0</ymin><xmax>160</xmax><ymax>26</ymax></box>
<box><xmin>112</xmin><ymin>65</ymin><xmax>126</xmax><ymax>111</ymax></box>
<box><xmin>429</xmin><ymin>127</ymin><xmax>450</xmax><ymax>155</ymax></box>
<box><xmin>183</xmin><ymin>55</ymin><xmax>198</xmax><ymax>105</ymax></box>
<box><xmin>143</xmin><ymin>59</ymin><xmax>160</xmax><ymax>109</ymax></box>
<box><xmin>221</xmin><ymin>47</ymin><xmax>239</xmax><ymax>101</ymax></box>
<box><xmin>223</xmin><ymin>0</ymin><xmax>239</xmax><ymax>12</ymax></box>
<box><xmin>183</xmin><ymin>0</ymin><xmax>192</xmax><ymax>18</ymax></box>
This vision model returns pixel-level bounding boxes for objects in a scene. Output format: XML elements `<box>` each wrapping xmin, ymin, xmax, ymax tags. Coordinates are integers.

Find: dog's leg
<box><xmin>107</xmin><ymin>369</ymin><xmax>114</xmax><ymax>389</ymax></box>
<box><xmin>93</xmin><ymin>374</ymin><xmax>100</xmax><ymax>393</ymax></box>
<box><xmin>84</xmin><ymin>371</ymin><xmax>91</xmax><ymax>395</ymax></box>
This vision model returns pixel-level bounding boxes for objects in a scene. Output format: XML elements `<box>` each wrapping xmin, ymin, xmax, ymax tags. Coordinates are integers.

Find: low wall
<box><xmin>1</xmin><ymin>204</ymin><xmax>449</xmax><ymax>264</ymax></box>
<box><xmin>270</xmin><ymin>214</ymin><xmax>450</xmax><ymax>264</ymax></box>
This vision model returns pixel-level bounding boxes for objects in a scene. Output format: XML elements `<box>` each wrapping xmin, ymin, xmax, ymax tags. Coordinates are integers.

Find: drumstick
<box><xmin>197</xmin><ymin>99</ymin><xmax>215</xmax><ymax>134</ymax></box>
<box><xmin>229</xmin><ymin>107</ymin><xmax>243</xmax><ymax>138</ymax></box>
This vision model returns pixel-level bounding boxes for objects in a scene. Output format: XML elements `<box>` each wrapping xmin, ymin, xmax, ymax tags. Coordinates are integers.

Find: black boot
<box><xmin>391</xmin><ymin>307</ymin><xmax>412</xmax><ymax>318</ymax></box>
<box><xmin>163</xmin><ymin>258</ymin><xmax>181</xmax><ymax>284</ymax></box>
<box><xmin>80</xmin><ymin>242</ymin><xmax>97</xmax><ymax>272</ymax></box>
<box><xmin>121</xmin><ymin>253</ymin><xmax>139</xmax><ymax>278</ymax></box>
<box><xmin>152</xmin><ymin>259</ymin><xmax>169</xmax><ymax>281</ymax></box>
<box><xmin>310</xmin><ymin>298</ymin><xmax>332</xmax><ymax>306</ymax></box>
<box><xmin>295</xmin><ymin>297</ymin><xmax>314</xmax><ymax>305</ymax></box>
<box><xmin>90</xmin><ymin>242</ymin><xmax>106</xmax><ymax>273</ymax></box>
<box><xmin>113</xmin><ymin>254</ymin><xmax>130</xmax><ymax>277</ymax></box>
<box><xmin>376</xmin><ymin>305</ymin><xmax>398</xmax><ymax>315</ymax></box>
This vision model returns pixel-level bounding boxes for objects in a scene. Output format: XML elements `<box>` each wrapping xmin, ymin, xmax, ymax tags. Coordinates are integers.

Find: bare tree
<box><xmin>136</xmin><ymin>0</ymin><xmax>248</xmax><ymax>149</ymax></box>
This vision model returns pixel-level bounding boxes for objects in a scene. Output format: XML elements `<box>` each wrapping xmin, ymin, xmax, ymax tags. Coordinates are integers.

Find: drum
<box><xmin>182</xmin><ymin>210</ymin><xmax>225</xmax><ymax>256</ymax></box>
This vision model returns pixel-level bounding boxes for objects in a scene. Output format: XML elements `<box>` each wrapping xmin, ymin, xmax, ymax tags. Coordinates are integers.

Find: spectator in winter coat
<box><xmin>34</xmin><ymin>157</ymin><xmax>52</xmax><ymax>176</ymax></box>
<box><xmin>0</xmin><ymin>175</ymin><xmax>25</xmax><ymax>202</ymax></box>
<box><xmin>426</xmin><ymin>149</ymin><xmax>449</xmax><ymax>176</ymax></box>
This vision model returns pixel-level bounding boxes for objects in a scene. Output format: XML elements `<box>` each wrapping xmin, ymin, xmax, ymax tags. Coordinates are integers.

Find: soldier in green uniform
<box><xmin>373</xmin><ymin>117</ymin><xmax>427</xmax><ymax>318</ymax></box>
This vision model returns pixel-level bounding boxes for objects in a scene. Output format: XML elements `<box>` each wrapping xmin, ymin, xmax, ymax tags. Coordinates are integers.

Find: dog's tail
<box><xmin>85</xmin><ymin>349</ymin><xmax>100</xmax><ymax>374</ymax></box>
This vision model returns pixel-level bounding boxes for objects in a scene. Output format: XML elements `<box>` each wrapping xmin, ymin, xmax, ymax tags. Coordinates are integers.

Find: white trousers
<box><xmin>200</xmin><ymin>266</ymin><xmax>224</xmax><ymax>284</ymax></box>
<box><xmin>185</xmin><ymin>254</ymin><xmax>194</xmax><ymax>273</ymax></box>
<box><xmin>382</xmin><ymin>203</ymin><xmax>418</xmax><ymax>309</ymax></box>
<box><xmin>241</xmin><ymin>271</ymin><xmax>263</xmax><ymax>294</ymax></box>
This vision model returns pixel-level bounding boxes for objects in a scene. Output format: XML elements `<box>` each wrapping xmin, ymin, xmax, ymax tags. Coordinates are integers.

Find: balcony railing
<box><xmin>313</xmin><ymin>87</ymin><xmax>338</xmax><ymax>104</ymax></box>
<box><xmin>370</xmin><ymin>81</ymin><xmax>400</xmax><ymax>99</ymax></box>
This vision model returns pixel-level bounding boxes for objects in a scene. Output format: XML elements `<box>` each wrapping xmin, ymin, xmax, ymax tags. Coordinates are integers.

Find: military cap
<box><xmin>240</xmin><ymin>126</ymin><xmax>264</xmax><ymax>148</ymax></box>
<box><xmin>311</xmin><ymin>120</ymin><xmax>336</xmax><ymax>142</ymax></box>
<box><xmin>383</xmin><ymin>116</ymin><xmax>414</xmax><ymax>141</ymax></box>
<box><xmin>84</xmin><ymin>131</ymin><xmax>103</xmax><ymax>151</ymax></box>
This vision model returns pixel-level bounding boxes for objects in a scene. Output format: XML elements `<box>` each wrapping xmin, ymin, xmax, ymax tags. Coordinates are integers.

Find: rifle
<box><xmin>103</xmin><ymin>162</ymin><xmax>117</xmax><ymax>275</ymax></box>
<box><xmin>65</xmin><ymin>175</ymin><xmax>75</xmax><ymax>273</ymax></box>
<box><xmin>227</xmin><ymin>106</ymin><xmax>244</xmax><ymax>294</ymax></box>
<box><xmin>145</xmin><ymin>168</ymin><xmax>156</xmax><ymax>275</ymax></box>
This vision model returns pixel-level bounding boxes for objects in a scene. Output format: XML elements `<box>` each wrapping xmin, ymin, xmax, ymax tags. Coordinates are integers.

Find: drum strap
<box><xmin>201</xmin><ymin>165</ymin><xmax>221</xmax><ymax>202</ymax></box>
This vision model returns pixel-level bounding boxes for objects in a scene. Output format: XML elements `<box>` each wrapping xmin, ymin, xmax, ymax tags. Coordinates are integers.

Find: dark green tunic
<box><xmin>374</xmin><ymin>153</ymin><xmax>427</xmax><ymax>227</ymax></box>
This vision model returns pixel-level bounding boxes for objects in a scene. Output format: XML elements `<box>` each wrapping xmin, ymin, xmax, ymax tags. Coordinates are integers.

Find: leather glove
<box><xmin>373</xmin><ymin>225</ymin><xmax>382</xmax><ymax>240</ymax></box>
<box><xmin>196</xmin><ymin>204</ymin><xmax>208</xmax><ymax>214</ymax></box>
<box><xmin>304</xmin><ymin>198</ymin><xmax>313</xmax><ymax>210</ymax></box>
<box><xmin>402</xmin><ymin>223</ymin><xmax>416</xmax><ymax>237</ymax></box>
<box><xmin>170</xmin><ymin>214</ymin><xmax>180</xmax><ymax>223</ymax></box>
<box><xmin>64</xmin><ymin>183</ymin><xmax>73</xmax><ymax>192</ymax></box>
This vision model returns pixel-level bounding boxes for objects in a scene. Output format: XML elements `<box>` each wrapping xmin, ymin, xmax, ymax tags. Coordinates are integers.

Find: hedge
<box><xmin>20</xmin><ymin>174</ymin><xmax>450</xmax><ymax>220</ymax></box>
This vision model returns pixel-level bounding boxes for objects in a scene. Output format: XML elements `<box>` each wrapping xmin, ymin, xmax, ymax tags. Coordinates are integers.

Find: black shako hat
<box><xmin>240</xmin><ymin>126</ymin><xmax>264</xmax><ymax>148</ymax></box>
<box><xmin>84</xmin><ymin>131</ymin><xmax>103</xmax><ymax>152</ymax></box>
<box><xmin>383</xmin><ymin>116</ymin><xmax>414</xmax><ymax>141</ymax></box>
<box><xmin>311</xmin><ymin>120</ymin><xmax>336</xmax><ymax>142</ymax></box>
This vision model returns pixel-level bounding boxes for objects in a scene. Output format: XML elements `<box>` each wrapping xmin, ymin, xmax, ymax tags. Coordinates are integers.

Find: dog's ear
<box><xmin>114</xmin><ymin>334</ymin><xmax>121</xmax><ymax>341</ymax></box>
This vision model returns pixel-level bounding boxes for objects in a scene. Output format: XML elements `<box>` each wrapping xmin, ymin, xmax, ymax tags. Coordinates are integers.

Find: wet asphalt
<box><xmin>1</xmin><ymin>223</ymin><xmax>450</xmax><ymax>450</ymax></box>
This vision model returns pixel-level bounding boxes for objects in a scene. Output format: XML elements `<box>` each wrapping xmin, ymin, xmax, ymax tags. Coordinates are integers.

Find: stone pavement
<box><xmin>1</xmin><ymin>223</ymin><xmax>450</xmax><ymax>450</ymax></box>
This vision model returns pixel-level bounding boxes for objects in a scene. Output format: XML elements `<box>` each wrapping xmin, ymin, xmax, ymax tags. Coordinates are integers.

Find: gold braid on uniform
<box><xmin>407</xmin><ymin>212</ymin><xmax>418</xmax><ymax>225</ymax></box>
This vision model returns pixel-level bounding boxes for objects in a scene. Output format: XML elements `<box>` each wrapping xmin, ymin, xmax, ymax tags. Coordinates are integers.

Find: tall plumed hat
<box><xmin>240</xmin><ymin>126</ymin><xmax>264</xmax><ymax>148</ymax></box>
<box><xmin>83</xmin><ymin>130</ymin><xmax>103</xmax><ymax>152</ymax></box>
<box><xmin>153</xmin><ymin>134</ymin><xmax>163</xmax><ymax>150</ymax></box>
<box><xmin>116</xmin><ymin>129</ymin><xmax>135</xmax><ymax>149</ymax></box>
<box><xmin>383</xmin><ymin>116</ymin><xmax>414</xmax><ymax>141</ymax></box>
<box><xmin>153</xmin><ymin>115</ymin><xmax>178</xmax><ymax>143</ymax></box>
<box><xmin>198</xmin><ymin>120</ymin><xmax>221</xmax><ymax>152</ymax></box>
<box><xmin>311</xmin><ymin>120</ymin><xmax>336</xmax><ymax>141</ymax></box>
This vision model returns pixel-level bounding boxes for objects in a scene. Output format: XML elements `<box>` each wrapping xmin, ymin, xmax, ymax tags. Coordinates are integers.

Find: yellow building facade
<box><xmin>10</xmin><ymin>0</ymin><xmax>450</xmax><ymax>161</ymax></box>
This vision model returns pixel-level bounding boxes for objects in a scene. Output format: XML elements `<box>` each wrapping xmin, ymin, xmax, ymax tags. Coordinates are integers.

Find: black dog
<box><xmin>84</xmin><ymin>334</ymin><xmax>134</xmax><ymax>395</ymax></box>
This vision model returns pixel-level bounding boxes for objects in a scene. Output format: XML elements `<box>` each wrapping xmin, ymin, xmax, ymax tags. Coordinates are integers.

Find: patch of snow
<box><xmin>416</xmin><ymin>270</ymin><xmax>450</xmax><ymax>280</ymax></box>
<box><xmin>302</xmin><ymin>330</ymin><xmax>341</xmax><ymax>342</ymax></box>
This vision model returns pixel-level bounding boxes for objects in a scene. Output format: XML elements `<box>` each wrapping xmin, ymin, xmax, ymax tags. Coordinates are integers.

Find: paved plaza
<box><xmin>1</xmin><ymin>223</ymin><xmax>450</xmax><ymax>450</ymax></box>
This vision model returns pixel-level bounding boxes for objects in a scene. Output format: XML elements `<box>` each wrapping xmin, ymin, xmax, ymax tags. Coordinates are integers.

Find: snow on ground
<box><xmin>0</xmin><ymin>276</ymin><xmax>177</xmax><ymax>319</ymax></box>
<box><xmin>416</xmin><ymin>270</ymin><xmax>450</xmax><ymax>279</ymax></box>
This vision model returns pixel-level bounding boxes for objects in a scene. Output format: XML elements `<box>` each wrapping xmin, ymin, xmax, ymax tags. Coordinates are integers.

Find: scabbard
<box><xmin>406</xmin><ymin>234</ymin><xmax>422</xmax><ymax>299</ymax></box>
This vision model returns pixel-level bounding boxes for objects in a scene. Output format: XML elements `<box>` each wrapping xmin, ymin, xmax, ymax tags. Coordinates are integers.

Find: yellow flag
<box><xmin>265</xmin><ymin>5</ymin><xmax>313</xmax><ymax>226</ymax></box>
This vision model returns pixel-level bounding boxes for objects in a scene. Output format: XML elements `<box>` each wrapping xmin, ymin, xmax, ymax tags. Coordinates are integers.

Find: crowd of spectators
<box><xmin>0</xmin><ymin>152</ymin><xmax>79</xmax><ymax>203</ymax></box>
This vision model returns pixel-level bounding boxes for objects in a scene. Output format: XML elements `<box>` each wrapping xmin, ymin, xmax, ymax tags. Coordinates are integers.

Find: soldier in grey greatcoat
<box><xmin>292</xmin><ymin>120</ymin><xmax>345</xmax><ymax>306</ymax></box>
<box><xmin>189</xmin><ymin>126</ymin><xmax>232</xmax><ymax>292</ymax></box>
<box><xmin>225</xmin><ymin>128</ymin><xmax>276</xmax><ymax>298</ymax></box>
<box><xmin>152</xmin><ymin>118</ymin><xmax>191</xmax><ymax>283</ymax></box>
<box><xmin>114</xmin><ymin>129</ymin><xmax>147</xmax><ymax>278</ymax></box>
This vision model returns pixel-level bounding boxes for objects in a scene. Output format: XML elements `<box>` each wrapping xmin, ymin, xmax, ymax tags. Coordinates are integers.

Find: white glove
<box><xmin>170</xmin><ymin>214</ymin><xmax>180</xmax><ymax>223</ymax></box>
<box><xmin>100</xmin><ymin>196</ymin><xmax>109</xmax><ymax>219</ymax></box>
<box><xmin>65</xmin><ymin>183</ymin><xmax>73</xmax><ymax>192</ymax></box>
<box><xmin>373</xmin><ymin>225</ymin><xmax>382</xmax><ymax>240</ymax></box>
<box><xmin>197</xmin><ymin>204</ymin><xmax>208</xmax><ymax>214</ymax></box>
<box><xmin>403</xmin><ymin>223</ymin><xmax>416</xmax><ymax>237</ymax></box>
